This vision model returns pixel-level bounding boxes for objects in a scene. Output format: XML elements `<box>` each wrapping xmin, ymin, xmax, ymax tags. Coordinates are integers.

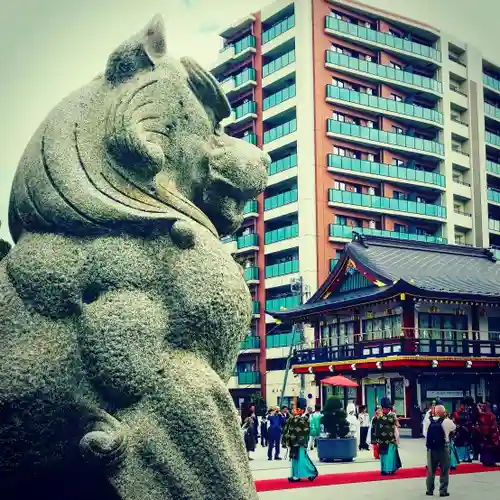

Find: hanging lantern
<box><xmin>466</xmin><ymin>360</ymin><xmax>472</xmax><ymax>369</ymax></box>
<box><xmin>432</xmin><ymin>360</ymin><xmax>439</xmax><ymax>368</ymax></box>
<box><xmin>328</xmin><ymin>365</ymin><xmax>334</xmax><ymax>372</ymax></box>
<box><xmin>351</xmin><ymin>363</ymin><xmax>357</xmax><ymax>371</ymax></box>
<box><xmin>376</xmin><ymin>361</ymin><xmax>382</xmax><ymax>370</ymax></box>
<box><xmin>308</xmin><ymin>367</ymin><xmax>313</xmax><ymax>374</ymax></box>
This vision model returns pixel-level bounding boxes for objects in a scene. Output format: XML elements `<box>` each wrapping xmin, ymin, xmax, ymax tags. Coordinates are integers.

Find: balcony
<box><xmin>241</xmin><ymin>133</ymin><xmax>257</xmax><ymax>145</ymax></box>
<box><xmin>328</xmin><ymin>189</ymin><xmax>447</xmax><ymax>219</ymax></box>
<box><xmin>243</xmin><ymin>266</ymin><xmax>259</xmax><ymax>284</ymax></box>
<box><xmin>240</xmin><ymin>335</ymin><xmax>260</xmax><ymax>351</ymax></box>
<box><xmin>267</xmin><ymin>331</ymin><xmax>302</xmax><ymax>349</ymax></box>
<box><xmin>263</xmin><ymin>49</ymin><xmax>296</xmax><ymax>77</ymax></box>
<box><xmin>493</xmin><ymin>247</ymin><xmax>500</xmax><ymax>260</ymax></box>
<box><xmin>489</xmin><ymin>219</ymin><xmax>500</xmax><ymax>234</ymax></box>
<box><xmin>243</xmin><ymin>199</ymin><xmax>259</xmax><ymax>218</ymax></box>
<box><xmin>236</xmin><ymin>233</ymin><xmax>259</xmax><ymax>252</ymax></box>
<box><xmin>268</xmin><ymin>152</ymin><xmax>297</xmax><ymax>176</ymax></box>
<box><xmin>328</xmin><ymin>224</ymin><xmax>447</xmax><ymax>244</ymax></box>
<box><xmin>263</xmin><ymin>14</ymin><xmax>295</xmax><ymax>44</ymax></box>
<box><xmin>266</xmin><ymin>294</ymin><xmax>301</xmax><ymax>313</ymax></box>
<box><xmin>264</xmin><ymin>188</ymin><xmax>298</xmax><ymax>211</ymax></box>
<box><xmin>326</xmin><ymin>119</ymin><xmax>444</xmax><ymax>158</ymax></box>
<box><xmin>325</xmin><ymin>50</ymin><xmax>442</xmax><ymax>96</ymax></box>
<box><xmin>264</xmin><ymin>118</ymin><xmax>297</xmax><ymax>145</ymax></box>
<box><xmin>265</xmin><ymin>258</ymin><xmax>299</xmax><ymax>278</ymax></box>
<box><xmin>485</xmin><ymin>102</ymin><xmax>500</xmax><ymax>123</ymax></box>
<box><xmin>213</xmin><ymin>35</ymin><xmax>257</xmax><ymax>73</ymax></box>
<box><xmin>488</xmin><ymin>188</ymin><xmax>500</xmax><ymax>205</ymax></box>
<box><xmin>487</xmin><ymin>160</ymin><xmax>500</xmax><ymax>178</ymax></box>
<box><xmin>252</xmin><ymin>300</ymin><xmax>260</xmax><ymax>317</ymax></box>
<box><xmin>265</xmin><ymin>223</ymin><xmax>299</xmax><ymax>245</ymax></box>
<box><xmin>484</xmin><ymin>74</ymin><xmax>500</xmax><ymax>94</ymax></box>
<box><xmin>486</xmin><ymin>131</ymin><xmax>500</xmax><ymax>150</ymax></box>
<box><xmin>327</xmin><ymin>154</ymin><xmax>445</xmax><ymax>189</ymax></box>
<box><xmin>294</xmin><ymin>329</ymin><xmax>500</xmax><ymax>366</ymax></box>
<box><xmin>324</xmin><ymin>15</ymin><xmax>441</xmax><ymax>64</ymax></box>
<box><xmin>223</xmin><ymin>101</ymin><xmax>257</xmax><ymax>128</ymax></box>
<box><xmin>450</xmin><ymin>148</ymin><xmax>470</xmax><ymax>170</ymax></box>
<box><xmin>326</xmin><ymin>85</ymin><xmax>442</xmax><ymax>126</ymax></box>
<box><xmin>263</xmin><ymin>83</ymin><xmax>296</xmax><ymax>111</ymax></box>
<box><xmin>237</xmin><ymin>371</ymin><xmax>260</xmax><ymax>385</ymax></box>
<box><xmin>221</xmin><ymin>68</ymin><xmax>257</xmax><ymax>99</ymax></box>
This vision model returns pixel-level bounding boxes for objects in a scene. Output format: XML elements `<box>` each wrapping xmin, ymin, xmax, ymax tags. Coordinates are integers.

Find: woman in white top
<box><xmin>358</xmin><ymin>405</ymin><xmax>371</xmax><ymax>450</ymax></box>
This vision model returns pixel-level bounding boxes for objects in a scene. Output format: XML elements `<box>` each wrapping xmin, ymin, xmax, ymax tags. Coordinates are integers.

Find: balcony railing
<box><xmin>240</xmin><ymin>335</ymin><xmax>260</xmax><ymax>350</ymax></box>
<box><xmin>243</xmin><ymin>266</ymin><xmax>259</xmax><ymax>282</ymax></box>
<box><xmin>326</xmin><ymin>85</ymin><xmax>443</xmax><ymax>124</ymax></box>
<box><xmin>243</xmin><ymin>199</ymin><xmax>258</xmax><ymax>214</ymax></box>
<box><xmin>234</xmin><ymin>100</ymin><xmax>257</xmax><ymax>119</ymax></box>
<box><xmin>264</xmin><ymin>83</ymin><xmax>296</xmax><ymax>111</ymax></box>
<box><xmin>234</xmin><ymin>35</ymin><xmax>256</xmax><ymax>54</ymax></box>
<box><xmin>328</xmin><ymin>224</ymin><xmax>446</xmax><ymax>243</ymax></box>
<box><xmin>269</xmin><ymin>152</ymin><xmax>297</xmax><ymax>176</ymax></box>
<box><xmin>267</xmin><ymin>331</ymin><xmax>302</xmax><ymax>348</ymax></box>
<box><xmin>252</xmin><ymin>300</ymin><xmax>260</xmax><ymax>315</ymax></box>
<box><xmin>486</xmin><ymin>160</ymin><xmax>500</xmax><ymax>176</ymax></box>
<box><xmin>327</xmin><ymin>154</ymin><xmax>445</xmax><ymax>188</ymax></box>
<box><xmin>264</xmin><ymin>188</ymin><xmax>298</xmax><ymax>211</ymax></box>
<box><xmin>325</xmin><ymin>50</ymin><xmax>442</xmax><ymax>94</ymax></box>
<box><xmin>237</xmin><ymin>233</ymin><xmax>258</xmax><ymax>249</ymax></box>
<box><xmin>328</xmin><ymin>189</ymin><xmax>447</xmax><ymax>218</ymax></box>
<box><xmin>234</xmin><ymin>67</ymin><xmax>256</xmax><ymax>87</ymax></box>
<box><xmin>293</xmin><ymin>329</ymin><xmax>500</xmax><ymax>364</ymax></box>
<box><xmin>493</xmin><ymin>246</ymin><xmax>500</xmax><ymax>260</ymax></box>
<box><xmin>488</xmin><ymin>188</ymin><xmax>500</xmax><ymax>204</ymax></box>
<box><xmin>486</xmin><ymin>131</ymin><xmax>500</xmax><ymax>148</ymax></box>
<box><xmin>263</xmin><ymin>14</ymin><xmax>295</xmax><ymax>44</ymax></box>
<box><xmin>266</xmin><ymin>294</ymin><xmax>301</xmax><ymax>312</ymax></box>
<box><xmin>265</xmin><ymin>223</ymin><xmax>299</xmax><ymax>244</ymax></box>
<box><xmin>325</xmin><ymin>15</ymin><xmax>441</xmax><ymax>63</ymax></box>
<box><xmin>265</xmin><ymin>258</ymin><xmax>299</xmax><ymax>278</ymax></box>
<box><xmin>489</xmin><ymin>219</ymin><xmax>500</xmax><ymax>232</ymax></box>
<box><xmin>264</xmin><ymin>118</ymin><xmax>297</xmax><ymax>144</ymax></box>
<box><xmin>485</xmin><ymin>102</ymin><xmax>500</xmax><ymax>121</ymax></box>
<box><xmin>263</xmin><ymin>49</ymin><xmax>296</xmax><ymax>78</ymax></box>
<box><xmin>241</xmin><ymin>133</ymin><xmax>257</xmax><ymax>145</ymax></box>
<box><xmin>327</xmin><ymin>119</ymin><xmax>444</xmax><ymax>156</ymax></box>
<box><xmin>237</xmin><ymin>371</ymin><xmax>260</xmax><ymax>385</ymax></box>
<box><xmin>330</xmin><ymin>258</ymin><xmax>340</xmax><ymax>270</ymax></box>
<box><xmin>484</xmin><ymin>74</ymin><xmax>500</xmax><ymax>93</ymax></box>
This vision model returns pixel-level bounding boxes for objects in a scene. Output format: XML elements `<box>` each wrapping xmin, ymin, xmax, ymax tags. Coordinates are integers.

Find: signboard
<box><xmin>426</xmin><ymin>390</ymin><xmax>463</xmax><ymax>399</ymax></box>
<box><xmin>363</xmin><ymin>377</ymin><xmax>385</xmax><ymax>385</ymax></box>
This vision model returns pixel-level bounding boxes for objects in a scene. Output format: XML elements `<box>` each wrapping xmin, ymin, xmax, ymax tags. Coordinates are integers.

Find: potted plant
<box><xmin>317</xmin><ymin>395</ymin><xmax>357</xmax><ymax>462</ymax></box>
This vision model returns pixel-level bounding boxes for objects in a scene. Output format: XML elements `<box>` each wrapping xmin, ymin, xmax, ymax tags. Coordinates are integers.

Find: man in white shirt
<box><xmin>423</xmin><ymin>405</ymin><xmax>456</xmax><ymax>497</ymax></box>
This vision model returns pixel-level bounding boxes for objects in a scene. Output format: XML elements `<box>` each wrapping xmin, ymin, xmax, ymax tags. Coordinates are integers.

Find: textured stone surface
<box><xmin>0</xmin><ymin>15</ymin><xmax>269</xmax><ymax>500</ymax></box>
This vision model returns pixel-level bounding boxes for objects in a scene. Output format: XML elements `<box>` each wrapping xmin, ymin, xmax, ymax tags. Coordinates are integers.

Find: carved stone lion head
<box><xmin>8</xmin><ymin>15</ymin><xmax>269</xmax><ymax>241</ymax></box>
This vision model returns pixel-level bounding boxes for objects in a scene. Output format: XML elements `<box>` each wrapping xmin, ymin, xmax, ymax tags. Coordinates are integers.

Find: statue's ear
<box><xmin>105</xmin><ymin>14</ymin><xmax>167</xmax><ymax>86</ymax></box>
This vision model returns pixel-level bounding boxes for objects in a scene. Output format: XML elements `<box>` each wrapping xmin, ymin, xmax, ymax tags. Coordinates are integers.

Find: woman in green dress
<box><xmin>282</xmin><ymin>407</ymin><xmax>319</xmax><ymax>482</ymax></box>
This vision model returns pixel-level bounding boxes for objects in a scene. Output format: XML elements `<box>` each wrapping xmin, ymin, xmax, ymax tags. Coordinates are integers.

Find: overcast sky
<box><xmin>0</xmin><ymin>0</ymin><xmax>499</xmax><ymax>241</ymax></box>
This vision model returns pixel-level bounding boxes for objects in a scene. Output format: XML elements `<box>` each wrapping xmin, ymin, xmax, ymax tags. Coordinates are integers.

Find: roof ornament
<box><xmin>352</xmin><ymin>231</ymin><xmax>369</xmax><ymax>247</ymax></box>
<box><xmin>485</xmin><ymin>248</ymin><xmax>497</xmax><ymax>262</ymax></box>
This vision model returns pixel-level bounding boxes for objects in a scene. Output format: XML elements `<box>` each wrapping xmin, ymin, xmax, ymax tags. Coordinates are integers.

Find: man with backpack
<box><xmin>423</xmin><ymin>405</ymin><xmax>457</xmax><ymax>497</ymax></box>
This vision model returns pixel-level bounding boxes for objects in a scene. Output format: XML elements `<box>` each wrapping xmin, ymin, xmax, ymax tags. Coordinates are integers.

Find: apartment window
<box><xmin>455</xmin><ymin>233</ymin><xmax>465</xmax><ymax>244</ymax></box>
<box><xmin>367</xmin><ymin>153</ymin><xmax>375</xmax><ymax>162</ymax></box>
<box><xmin>389</xmin><ymin>29</ymin><xmax>402</xmax><ymax>38</ymax></box>
<box><xmin>332</xmin><ymin>45</ymin><xmax>351</xmax><ymax>56</ymax></box>
<box><xmin>368</xmin><ymin>220</ymin><xmax>376</xmax><ymax>229</ymax></box>
<box><xmin>336</xmin><ymin>215</ymin><xmax>347</xmax><ymax>225</ymax></box>
<box><xmin>346</xmin><ymin>149</ymin><xmax>360</xmax><ymax>159</ymax></box>
<box><xmin>393</xmin><ymin>191</ymin><xmax>406</xmax><ymax>200</ymax></box>
<box><xmin>392</xmin><ymin>94</ymin><xmax>403</xmax><ymax>102</ymax></box>
<box><xmin>330</xmin><ymin>10</ymin><xmax>343</xmax><ymax>20</ymax></box>
<box><xmin>332</xmin><ymin>112</ymin><xmax>345</xmax><ymax>122</ymax></box>
<box><xmin>415</xmin><ymin>227</ymin><xmax>429</xmax><ymax>236</ymax></box>
<box><xmin>390</xmin><ymin>62</ymin><xmax>403</xmax><ymax>70</ymax></box>
<box><xmin>366</xmin><ymin>120</ymin><xmax>375</xmax><ymax>128</ymax></box>
<box><xmin>394</xmin><ymin>224</ymin><xmax>407</xmax><ymax>233</ymax></box>
<box><xmin>333</xmin><ymin>146</ymin><xmax>346</xmax><ymax>156</ymax></box>
<box><xmin>362</xmin><ymin>21</ymin><xmax>371</xmax><ymax>28</ymax></box>
<box><xmin>361</xmin><ymin>54</ymin><xmax>373</xmax><ymax>62</ymax></box>
<box><xmin>392</xmin><ymin>126</ymin><xmax>404</xmax><ymax>134</ymax></box>
<box><xmin>367</xmin><ymin>187</ymin><xmax>376</xmax><ymax>196</ymax></box>
<box><xmin>350</xmin><ymin>218</ymin><xmax>362</xmax><ymax>227</ymax></box>
<box><xmin>392</xmin><ymin>158</ymin><xmax>405</xmax><ymax>167</ymax></box>
<box><xmin>332</xmin><ymin>78</ymin><xmax>345</xmax><ymax>88</ymax></box>
<box><xmin>334</xmin><ymin>181</ymin><xmax>346</xmax><ymax>191</ymax></box>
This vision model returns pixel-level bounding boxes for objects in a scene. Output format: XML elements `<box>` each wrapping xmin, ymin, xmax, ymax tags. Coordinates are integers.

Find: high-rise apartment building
<box><xmin>209</xmin><ymin>0</ymin><xmax>500</xmax><ymax>407</ymax></box>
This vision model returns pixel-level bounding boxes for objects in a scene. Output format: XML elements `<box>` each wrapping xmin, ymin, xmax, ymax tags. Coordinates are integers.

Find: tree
<box><xmin>321</xmin><ymin>395</ymin><xmax>350</xmax><ymax>439</ymax></box>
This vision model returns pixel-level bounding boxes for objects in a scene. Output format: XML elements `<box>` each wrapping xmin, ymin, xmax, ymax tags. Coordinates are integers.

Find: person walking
<box><xmin>424</xmin><ymin>404</ymin><xmax>456</xmax><ymax>497</ymax></box>
<box><xmin>308</xmin><ymin>404</ymin><xmax>322</xmax><ymax>450</ymax></box>
<box><xmin>358</xmin><ymin>405</ymin><xmax>371</xmax><ymax>451</ymax></box>
<box><xmin>477</xmin><ymin>402</ymin><xmax>500</xmax><ymax>466</ymax></box>
<box><xmin>267</xmin><ymin>406</ymin><xmax>284</xmax><ymax>461</ymax></box>
<box><xmin>372</xmin><ymin>397</ymin><xmax>401</xmax><ymax>475</ymax></box>
<box><xmin>260</xmin><ymin>410</ymin><xmax>269</xmax><ymax>447</ymax></box>
<box><xmin>242</xmin><ymin>412</ymin><xmax>257</xmax><ymax>461</ymax></box>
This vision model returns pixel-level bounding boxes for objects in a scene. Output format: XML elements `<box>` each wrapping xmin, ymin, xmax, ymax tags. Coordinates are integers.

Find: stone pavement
<box><xmin>251</xmin><ymin>431</ymin><xmax>426</xmax><ymax>481</ymax></box>
<box><xmin>258</xmin><ymin>471</ymin><xmax>500</xmax><ymax>499</ymax></box>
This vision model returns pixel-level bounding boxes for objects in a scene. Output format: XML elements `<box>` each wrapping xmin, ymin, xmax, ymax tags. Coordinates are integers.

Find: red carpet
<box><xmin>255</xmin><ymin>463</ymin><xmax>499</xmax><ymax>492</ymax></box>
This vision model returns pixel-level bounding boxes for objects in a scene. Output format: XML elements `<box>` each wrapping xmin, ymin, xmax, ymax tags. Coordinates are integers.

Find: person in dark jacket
<box><xmin>267</xmin><ymin>406</ymin><xmax>284</xmax><ymax>460</ymax></box>
<box><xmin>260</xmin><ymin>410</ymin><xmax>269</xmax><ymax>447</ymax></box>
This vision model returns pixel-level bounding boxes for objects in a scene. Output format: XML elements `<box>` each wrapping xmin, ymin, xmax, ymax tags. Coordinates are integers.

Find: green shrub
<box><xmin>320</xmin><ymin>395</ymin><xmax>350</xmax><ymax>439</ymax></box>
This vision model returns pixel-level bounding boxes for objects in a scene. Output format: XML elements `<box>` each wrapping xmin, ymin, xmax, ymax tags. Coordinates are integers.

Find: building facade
<box><xmin>273</xmin><ymin>235</ymin><xmax>500</xmax><ymax>417</ymax></box>
<box><xmin>209</xmin><ymin>0</ymin><xmax>500</xmax><ymax>407</ymax></box>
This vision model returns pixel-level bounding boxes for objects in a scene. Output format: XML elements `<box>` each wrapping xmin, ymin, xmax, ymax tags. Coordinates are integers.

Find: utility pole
<box><xmin>279</xmin><ymin>276</ymin><xmax>310</xmax><ymax>407</ymax></box>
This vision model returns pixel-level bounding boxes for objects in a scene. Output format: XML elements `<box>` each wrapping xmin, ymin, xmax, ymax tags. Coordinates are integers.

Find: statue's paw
<box><xmin>79</xmin><ymin>410</ymin><xmax>128</xmax><ymax>467</ymax></box>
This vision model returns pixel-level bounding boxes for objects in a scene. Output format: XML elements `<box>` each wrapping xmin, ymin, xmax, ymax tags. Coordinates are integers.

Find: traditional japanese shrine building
<box><xmin>272</xmin><ymin>234</ymin><xmax>500</xmax><ymax>419</ymax></box>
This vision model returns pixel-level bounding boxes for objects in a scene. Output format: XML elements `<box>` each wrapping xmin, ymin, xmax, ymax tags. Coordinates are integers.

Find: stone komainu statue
<box><xmin>0</xmin><ymin>15</ymin><xmax>268</xmax><ymax>500</ymax></box>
